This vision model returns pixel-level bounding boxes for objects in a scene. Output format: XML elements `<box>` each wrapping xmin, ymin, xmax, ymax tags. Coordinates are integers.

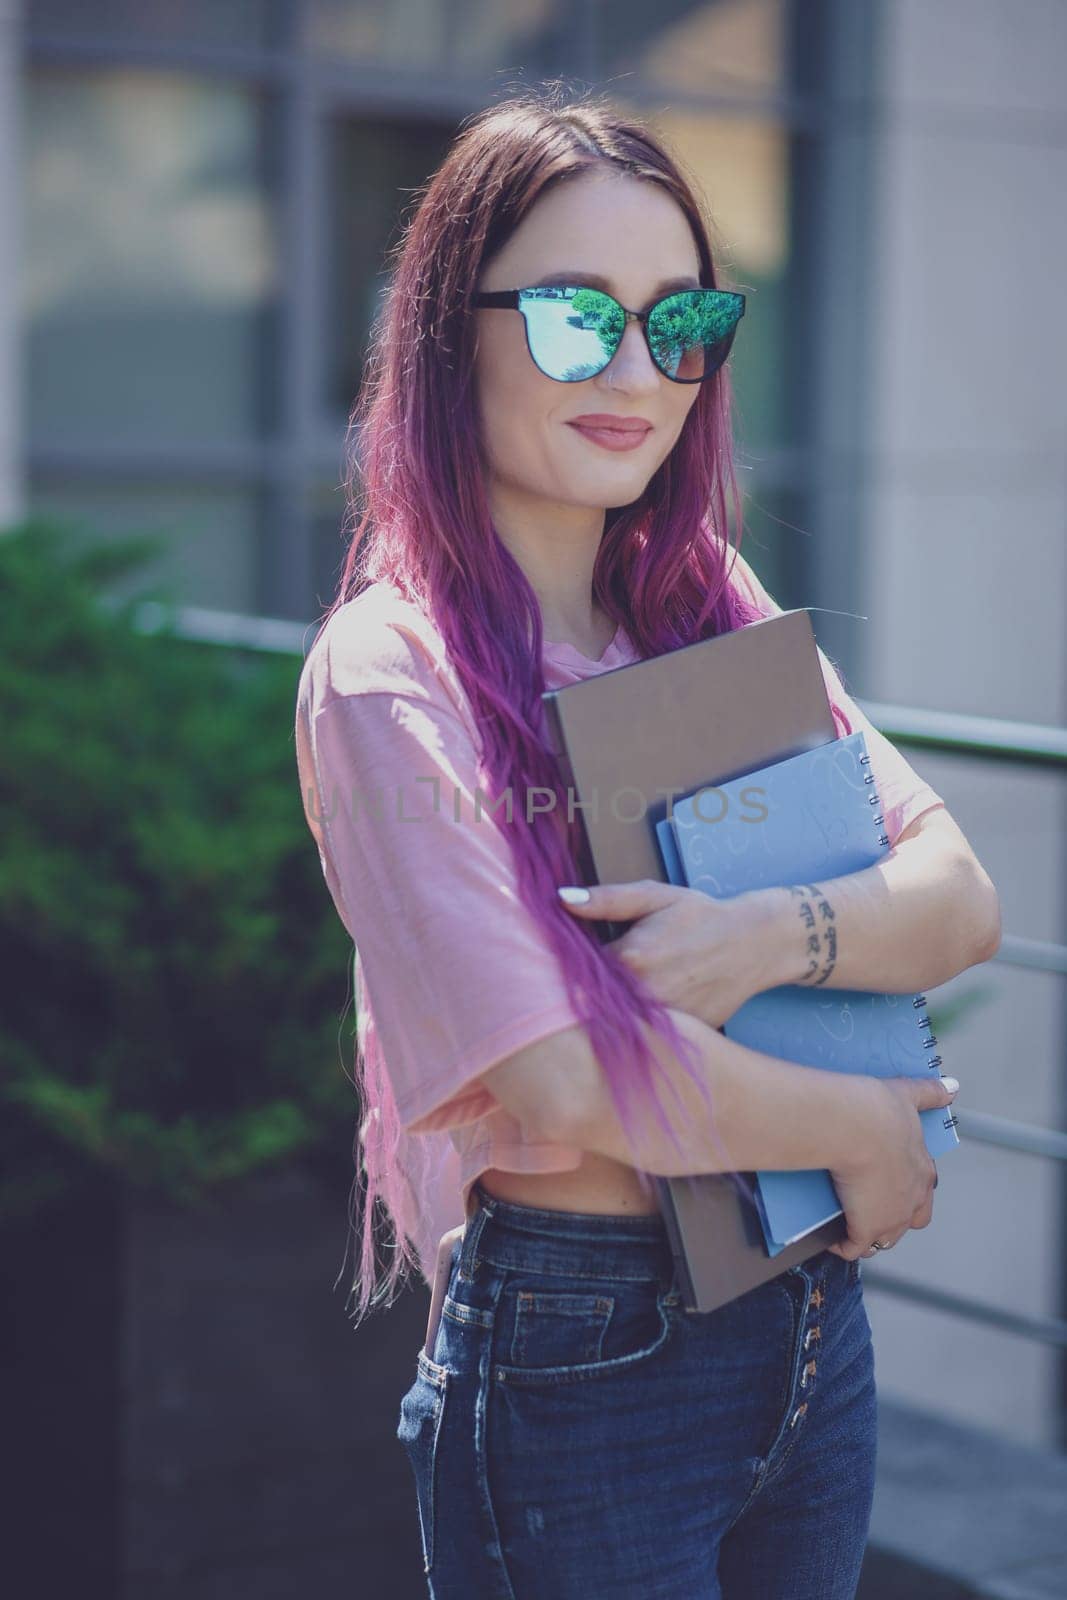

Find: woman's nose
<box><xmin>602</xmin><ymin>322</ymin><xmax>661</xmax><ymax>387</ymax></box>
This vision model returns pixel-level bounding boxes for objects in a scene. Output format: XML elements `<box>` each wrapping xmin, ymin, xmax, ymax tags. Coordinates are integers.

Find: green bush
<box><xmin>0</xmin><ymin>518</ymin><xmax>355</xmax><ymax>1223</ymax></box>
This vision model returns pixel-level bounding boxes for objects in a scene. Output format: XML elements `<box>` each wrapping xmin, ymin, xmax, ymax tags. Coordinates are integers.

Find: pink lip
<box><xmin>569</xmin><ymin>414</ymin><xmax>653</xmax><ymax>431</ymax></box>
<box><xmin>567</xmin><ymin>417</ymin><xmax>653</xmax><ymax>452</ymax></box>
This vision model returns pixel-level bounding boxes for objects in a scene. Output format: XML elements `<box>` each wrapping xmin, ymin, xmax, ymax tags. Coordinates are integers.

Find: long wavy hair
<box><xmin>314</xmin><ymin>83</ymin><xmax>850</xmax><ymax>1323</ymax></box>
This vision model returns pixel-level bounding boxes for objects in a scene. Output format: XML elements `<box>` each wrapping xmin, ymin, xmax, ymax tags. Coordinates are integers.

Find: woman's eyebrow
<box><xmin>531</xmin><ymin>271</ymin><xmax>702</xmax><ymax>294</ymax></box>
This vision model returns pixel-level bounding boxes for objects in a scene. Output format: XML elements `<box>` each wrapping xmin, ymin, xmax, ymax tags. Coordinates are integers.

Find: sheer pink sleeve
<box><xmin>296</xmin><ymin>677</ymin><xmax>582</xmax><ymax>1136</ymax></box>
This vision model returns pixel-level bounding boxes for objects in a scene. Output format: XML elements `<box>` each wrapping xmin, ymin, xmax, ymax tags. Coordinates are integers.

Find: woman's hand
<box><xmin>557</xmin><ymin>879</ymin><xmax>782</xmax><ymax>1031</ymax></box>
<box><xmin>826</xmin><ymin>1074</ymin><xmax>958</xmax><ymax>1260</ymax></box>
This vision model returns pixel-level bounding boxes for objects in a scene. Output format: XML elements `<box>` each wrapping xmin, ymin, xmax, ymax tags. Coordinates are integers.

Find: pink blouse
<box><xmin>294</xmin><ymin>553</ymin><xmax>945</xmax><ymax>1286</ymax></box>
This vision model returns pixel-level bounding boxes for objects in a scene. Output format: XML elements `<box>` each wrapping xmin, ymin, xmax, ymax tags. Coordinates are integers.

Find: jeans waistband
<box><xmin>464</xmin><ymin>1178</ymin><xmax>676</xmax><ymax>1286</ymax></box>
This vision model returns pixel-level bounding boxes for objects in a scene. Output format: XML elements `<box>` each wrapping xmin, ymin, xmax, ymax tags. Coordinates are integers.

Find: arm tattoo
<box><xmin>787</xmin><ymin>883</ymin><xmax>837</xmax><ymax>987</ymax></box>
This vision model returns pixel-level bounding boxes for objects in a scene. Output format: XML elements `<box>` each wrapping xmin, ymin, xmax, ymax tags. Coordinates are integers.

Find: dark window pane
<box><xmin>731</xmin><ymin>485</ymin><xmax>809</xmax><ymax>608</ymax></box>
<box><xmin>27</xmin><ymin>481</ymin><xmax>262</xmax><ymax>613</ymax></box>
<box><xmin>310</xmin><ymin>480</ymin><xmax>352</xmax><ymax>608</ymax></box>
<box><xmin>25</xmin><ymin>67</ymin><xmax>276</xmax><ymax>445</ymax></box>
<box><xmin>600</xmin><ymin>0</ymin><xmax>789</xmax><ymax>99</ymax></box>
<box><xmin>310</xmin><ymin>0</ymin><xmax>564</xmax><ymax>75</ymax></box>
<box><xmin>26</xmin><ymin>0</ymin><xmax>283</xmax><ymax>49</ymax></box>
<box><xmin>325</xmin><ymin>115</ymin><xmax>456</xmax><ymax>422</ymax></box>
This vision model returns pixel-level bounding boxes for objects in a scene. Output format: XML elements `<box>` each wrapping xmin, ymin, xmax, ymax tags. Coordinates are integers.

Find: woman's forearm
<box><xmin>567</xmin><ymin>1005</ymin><xmax>876</xmax><ymax>1179</ymax></box>
<box><xmin>749</xmin><ymin>827</ymin><xmax>1001</xmax><ymax>996</ymax></box>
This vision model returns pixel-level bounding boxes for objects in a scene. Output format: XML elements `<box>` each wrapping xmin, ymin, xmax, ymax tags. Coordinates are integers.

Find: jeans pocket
<box><xmin>396</xmin><ymin>1350</ymin><xmax>451</xmax><ymax>1574</ymax></box>
<box><xmin>491</xmin><ymin>1274</ymin><xmax>673</xmax><ymax>1388</ymax></box>
<box><xmin>511</xmin><ymin>1289</ymin><xmax>614</xmax><ymax>1366</ymax></box>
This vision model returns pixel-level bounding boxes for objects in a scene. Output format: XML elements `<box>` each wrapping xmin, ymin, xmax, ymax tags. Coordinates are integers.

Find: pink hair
<box><xmin>312</xmin><ymin>84</ymin><xmax>852</xmax><ymax>1323</ymax></box>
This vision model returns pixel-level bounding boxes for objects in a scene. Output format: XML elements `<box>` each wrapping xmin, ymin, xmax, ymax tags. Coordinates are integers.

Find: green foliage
<box><xmin>0</xmin><ymin>518</ymin><xmax>356</xmax><ymax>1224</ymax></box>
<box><xmin>571</xmin><ymin>286</ymin><xmax>625</xmax><ymax>362</ymax></box>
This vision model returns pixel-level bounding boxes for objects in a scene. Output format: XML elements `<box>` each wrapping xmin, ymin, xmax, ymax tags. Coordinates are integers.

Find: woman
<box><xmin>295</xmin><ymin>87</ymin><xmax>1000</xmax><ymax>1599</ymax></box>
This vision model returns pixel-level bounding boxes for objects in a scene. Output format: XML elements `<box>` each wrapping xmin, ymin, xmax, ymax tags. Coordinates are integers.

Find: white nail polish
<box><xmin>557</xmin><ymin>886</ymin><xmax>591</xmax><ymax>904</ymax></box>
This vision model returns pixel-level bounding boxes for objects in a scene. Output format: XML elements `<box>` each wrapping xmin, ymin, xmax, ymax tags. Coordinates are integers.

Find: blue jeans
<box><xmin>396</xmin><ymin>1179</ymin><xmax>877</xmax><ymax>1598</ymax></box>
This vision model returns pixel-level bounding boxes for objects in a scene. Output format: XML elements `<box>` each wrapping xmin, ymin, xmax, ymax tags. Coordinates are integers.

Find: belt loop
<box><xmin>457</xmin><ymin>1190</ymin><xmax>493</xmax><ymax>1282</ymax></box>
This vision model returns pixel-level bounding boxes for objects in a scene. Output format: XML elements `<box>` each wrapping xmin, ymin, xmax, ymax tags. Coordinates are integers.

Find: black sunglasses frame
<box><xmin>471</xmin><ymin>285</ymin><xmax>746</xmax><ymax>385</ymax></box>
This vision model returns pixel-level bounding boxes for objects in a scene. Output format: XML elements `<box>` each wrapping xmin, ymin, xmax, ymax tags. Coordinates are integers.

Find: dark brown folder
<box><xmin>540</xmin><ymin>608</ymin><xmax>847</xmax><ymax>1312</ymax></box>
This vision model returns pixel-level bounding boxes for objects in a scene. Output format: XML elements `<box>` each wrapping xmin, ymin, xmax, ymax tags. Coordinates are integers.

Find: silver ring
<box><xmin>870</xmin><ymin>1240</ymin><xmax>890</xmax><ymax>1251</ymax></box>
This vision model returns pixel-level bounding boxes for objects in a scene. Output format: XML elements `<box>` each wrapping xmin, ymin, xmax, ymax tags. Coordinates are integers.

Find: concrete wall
<box><xmin>859</xmin><ymin>0</ymin><xmax>1067</xmax><ymax>1449</ymax></box>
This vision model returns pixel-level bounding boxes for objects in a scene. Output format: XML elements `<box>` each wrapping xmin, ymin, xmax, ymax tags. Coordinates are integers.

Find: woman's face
<box><xmin>473</xmin><ymin>171</ymin><xmax>705</xmax><ymax>522</ymax></box>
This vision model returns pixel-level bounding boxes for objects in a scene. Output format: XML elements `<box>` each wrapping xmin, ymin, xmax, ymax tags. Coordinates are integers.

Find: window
<box><xmin>24</xmin><ymin>0</ymin><xmax>823</xmax><ymax>623</ymax></box>
<box><xmin>324</xmin><ymin>114</ymin><xmax>456</xmax><ymax>423</ymax></box>
<box><xmin>25</xmin><ymin>67</ymin><xmax>276</xmax><ymax>444</ymax></box>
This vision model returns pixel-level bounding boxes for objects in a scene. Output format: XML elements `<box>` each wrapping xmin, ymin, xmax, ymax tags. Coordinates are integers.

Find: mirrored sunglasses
<box><xmin>472</xmin><ymin>283</ymin><xmax>745</xmax><ymax>384</ymax></box>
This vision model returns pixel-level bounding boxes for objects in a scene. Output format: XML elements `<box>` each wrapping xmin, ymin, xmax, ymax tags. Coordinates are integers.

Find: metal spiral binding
<box><xmin>863</xmin><ymin>739</ymin><xmax>949</xmax><ymax>1128</ymax></box>
<box><xmin>858</xmin><ymin>750</ymin><xmax>890</xmax><ymax>846</ymax></box>
<box><xmin>917</xmin><ymin>974</ymin><xmax>950</xmax><ymax>1127</ymax></box>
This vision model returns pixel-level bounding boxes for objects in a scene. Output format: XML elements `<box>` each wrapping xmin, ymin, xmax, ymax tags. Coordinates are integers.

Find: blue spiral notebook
<box><xmin>654</xmin><ymin>730</ymin><xmax>958</xmax><ymax>1255</ymax></box>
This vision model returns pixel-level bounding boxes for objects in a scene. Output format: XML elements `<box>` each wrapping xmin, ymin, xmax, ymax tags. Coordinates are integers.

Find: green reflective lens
<box><xmin>519</xmin><ymin>287</ymin><xmax>624</xmax><ymax>382</ymax></box>
<box><xmin>647</xmin><ymin>290</ymin><xmax>741</xmax><ymax>382</ymax></box>
<box><xmin>516</xmin><ymin>285</ymin><xmax>743</xmax><ymax>384</ymax></box>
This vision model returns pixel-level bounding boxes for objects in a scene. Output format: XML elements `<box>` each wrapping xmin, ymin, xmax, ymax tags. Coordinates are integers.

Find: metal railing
<box><xmin>848</xmin><ymin>698</ymin><xmax>1067</xmax><ymax>1350</ymax></box>
<box><xmin>136</xmin><ymin>601</ymin><xmax>1067</xmax><ymax>1351</ymax></box>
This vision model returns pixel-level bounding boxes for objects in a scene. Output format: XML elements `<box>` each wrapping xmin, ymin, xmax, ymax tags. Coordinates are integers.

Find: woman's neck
<box><xmin>488</xmin><ymin>494</ymin><xmax>608</xmax><ymax>655</ymax></box>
